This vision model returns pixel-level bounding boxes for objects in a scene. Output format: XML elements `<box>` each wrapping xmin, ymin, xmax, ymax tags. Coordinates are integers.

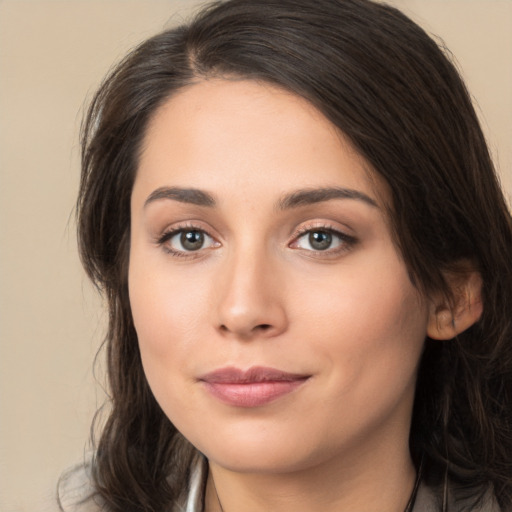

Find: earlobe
<box><xmin>426</xmin><ymin>270</ymin><xmax>483</xmax><ymax>340</ymax></box>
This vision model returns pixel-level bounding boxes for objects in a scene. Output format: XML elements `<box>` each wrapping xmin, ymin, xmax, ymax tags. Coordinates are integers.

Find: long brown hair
<box><xmin>77</xmin><ymin>0</ymin><xmax>512</xmax><ymax>510</ymax></box>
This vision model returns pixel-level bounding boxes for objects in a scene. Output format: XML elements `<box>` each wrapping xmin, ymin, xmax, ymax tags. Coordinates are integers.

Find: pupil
<box><xmin>181</xmin><ymin>230</ymin><xmax>204</xmax><ymax>251</ymax></box>
<box><xmin>309</xmin><ymin>231</ymin><xmax>332</xmax><ymax>250</ymax></box>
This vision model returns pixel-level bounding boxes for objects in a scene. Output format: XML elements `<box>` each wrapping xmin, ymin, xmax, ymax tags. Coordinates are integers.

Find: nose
<box><xmin>214</xmin><ymin>247</ymin><xmax>288</xmax><ymax>340</ymax></box>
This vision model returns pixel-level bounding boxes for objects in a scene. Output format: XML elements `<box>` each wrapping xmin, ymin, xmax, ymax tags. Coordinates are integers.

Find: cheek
<box><xmin>289</xmin><ymin>262</ymin><xmax>428</xmax><ymax>449</ymax></box>
<box><xmin>128</xmin><ymin>252</ymin><xmax>212</xmax><ymax>372</ymax></box>
<box><xmin>128</xmin><ymin>256</ymin><xmax>216</xmax><ymax>431</ymax></box>
<box><xmin>295</xmin><ymin>255</ymin><xmax>428</xmax><ymax>385</ymax></box>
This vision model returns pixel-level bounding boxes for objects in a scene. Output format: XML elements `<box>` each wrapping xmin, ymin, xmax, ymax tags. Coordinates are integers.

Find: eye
<box><xmin>292</xmin><ymin>228</ymin><xmax>355</xmax><ymax>253</ymax></box>
<box><xmin>159</xmin><ymin>228</ymin><xmax>218</xmax><ymax>255</ymax></box>
<box><xmin>302</xmin><ymin>230</ymin><xmax>334</xmax><ymax>251</ymax></box>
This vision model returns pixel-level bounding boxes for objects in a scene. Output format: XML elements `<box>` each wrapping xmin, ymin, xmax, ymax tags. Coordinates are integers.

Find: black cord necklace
<box><xmin>404</xmin><ymin>456</ymin><xmax>424</xmax><ymax>512</ymax></box>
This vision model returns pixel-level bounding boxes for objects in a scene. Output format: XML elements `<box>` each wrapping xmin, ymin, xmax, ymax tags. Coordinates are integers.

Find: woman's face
<box><xmin>129</xmin><ymin>79</ymin><xmax>429</xmax><ymax>474</ymax></box>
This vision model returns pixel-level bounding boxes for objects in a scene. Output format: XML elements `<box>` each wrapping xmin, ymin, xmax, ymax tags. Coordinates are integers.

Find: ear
<box><xmin>427</xmin><ymin>268</ymin><xmax>483</xmax><ymax>340</ymax></box>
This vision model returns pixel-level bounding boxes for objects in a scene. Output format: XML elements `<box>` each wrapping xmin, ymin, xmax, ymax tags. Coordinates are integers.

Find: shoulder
<box><xmin>414</xmin><ymin>480</ymin><xmax>501</xmax><ymax>512</ymax></box>
<box><xmin>55</xmin><ymin>454</ymin><xmax>205</xmax><ymax>512</ymax></box>
<box><xmin>56</xmin><ymin>459</ymin><xmax>104</xmax><ymax>512</ymax></box>
<box><xmin>412</xmin><ymin>458</ymin><xmax>504</xmax><ymax>512</ymax></box>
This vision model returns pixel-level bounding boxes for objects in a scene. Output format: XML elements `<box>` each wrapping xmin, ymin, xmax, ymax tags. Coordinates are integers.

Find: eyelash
<box><xmin>156</xmin><ymin>223</ymin><xmax>357</xmax><ymax>258</ymax></box>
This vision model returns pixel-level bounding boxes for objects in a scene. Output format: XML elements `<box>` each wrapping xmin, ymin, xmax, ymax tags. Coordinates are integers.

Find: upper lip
<box><xmin>199</xmin><ymin>366</ymin><xmax>310</xmax><ymax>384</ymax></box>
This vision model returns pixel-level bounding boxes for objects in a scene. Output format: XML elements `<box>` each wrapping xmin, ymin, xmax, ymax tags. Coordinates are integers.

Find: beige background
<box><xmin>0</xmin><ymin>1</ymin><xmax>510</xmax><ymax>510</ymax></box>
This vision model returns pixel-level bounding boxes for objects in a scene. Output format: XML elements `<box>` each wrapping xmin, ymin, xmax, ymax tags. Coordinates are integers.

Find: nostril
<box><xmin>217</xmin><ymin>317</ymin><xmax>282</xmax><ymax>337</ymax></box>
<box><xmin>218</xmin><ymin>323</ymin><xmax>272</xmax><ymax>333</ymax></box>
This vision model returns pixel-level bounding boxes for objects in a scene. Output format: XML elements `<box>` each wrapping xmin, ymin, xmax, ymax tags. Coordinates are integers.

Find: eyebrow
<box><xmin>278</xmin><ymin>187</ymin><xmax>378</xmax><ymax>209</ymax></box>
<box><xmin>144</xmin><ymin>187</ymin><xmax>216</xmax><ymax>208</ymax></box>
<box><xmin>143</xmin><ymin>185</ymin><xmax>378</xmax><ymax>210</ymax></box>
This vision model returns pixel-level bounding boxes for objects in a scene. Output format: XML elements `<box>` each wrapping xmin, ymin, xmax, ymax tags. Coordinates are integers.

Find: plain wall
<box><xmin>0</xmin><ymin>1</ymin><xmax>510</xmax><ymax>510</ymax></box>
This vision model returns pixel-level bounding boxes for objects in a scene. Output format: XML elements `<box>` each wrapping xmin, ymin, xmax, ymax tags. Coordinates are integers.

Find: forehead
<box><xmin>135</xmin><ymin>79</ymin><xmax>387</xmax><ymax>206</ymax></box>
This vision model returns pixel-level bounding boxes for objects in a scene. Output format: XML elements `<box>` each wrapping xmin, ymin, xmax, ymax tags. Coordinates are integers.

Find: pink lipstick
<box><xmin>199</xmin><ymin>366</ymin><xmax>309</xmax><ymax>407</ymax></box>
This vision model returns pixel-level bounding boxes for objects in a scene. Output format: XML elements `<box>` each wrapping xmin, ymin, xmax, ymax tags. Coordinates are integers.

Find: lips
<box><xmin>199</xmin><ymin>366</ymin><xmax>310</xmax><ymax>407</ymax></box>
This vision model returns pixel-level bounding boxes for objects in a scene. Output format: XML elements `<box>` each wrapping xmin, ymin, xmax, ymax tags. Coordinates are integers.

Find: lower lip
<box><xmin>202</xmin><ymin>379</ymin><xmax>308</xmax><ymax>407</ymax></box>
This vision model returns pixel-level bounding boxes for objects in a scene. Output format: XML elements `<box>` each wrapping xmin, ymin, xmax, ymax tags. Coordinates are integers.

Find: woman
<box><xmin>59</xmin><ymin>0</ymin><xmax>512</xmax><ymax>510</ymax></box>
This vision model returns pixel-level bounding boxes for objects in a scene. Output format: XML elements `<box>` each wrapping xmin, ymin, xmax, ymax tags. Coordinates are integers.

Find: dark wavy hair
<box><xmin>76</xmin><ymin>0</ymin><xmax>512</xmax><ymax>510</ymax></box>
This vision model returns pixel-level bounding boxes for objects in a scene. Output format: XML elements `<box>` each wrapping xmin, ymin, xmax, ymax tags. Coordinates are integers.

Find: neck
<box><xmin>205</xmin><ymin>439</ymin><xmax>417</xmax><ymax>512</ymax></box>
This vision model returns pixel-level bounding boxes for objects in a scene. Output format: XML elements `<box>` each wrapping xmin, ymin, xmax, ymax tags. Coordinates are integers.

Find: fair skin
<box><xmin>128</xmin><ymin>79</ymin><xmax>481</xmax><ymax>512</ymax></box>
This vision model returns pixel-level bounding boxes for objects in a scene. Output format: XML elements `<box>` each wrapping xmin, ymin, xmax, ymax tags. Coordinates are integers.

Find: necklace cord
<box><xmin>211</xmin><ymin>473</ymin><xmax>224</xmax><ymax>512</ymax></box>
<box><xmin>404</xmin><ymin>455</ymin><xmax>424</xmax><ymax>512</ymax></box>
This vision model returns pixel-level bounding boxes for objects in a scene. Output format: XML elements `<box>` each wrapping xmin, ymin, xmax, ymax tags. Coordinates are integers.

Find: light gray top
<box><xmin>55</xmin><ymin>456</ymin><xmax>501</xmax><ymax>512</ymax></box>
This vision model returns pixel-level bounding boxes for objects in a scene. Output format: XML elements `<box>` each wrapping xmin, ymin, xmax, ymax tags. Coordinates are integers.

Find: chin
<box><xmin>189</xmin><ymin>428</ymin><xmax>327</xmax><ymax>475</ymax></box>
